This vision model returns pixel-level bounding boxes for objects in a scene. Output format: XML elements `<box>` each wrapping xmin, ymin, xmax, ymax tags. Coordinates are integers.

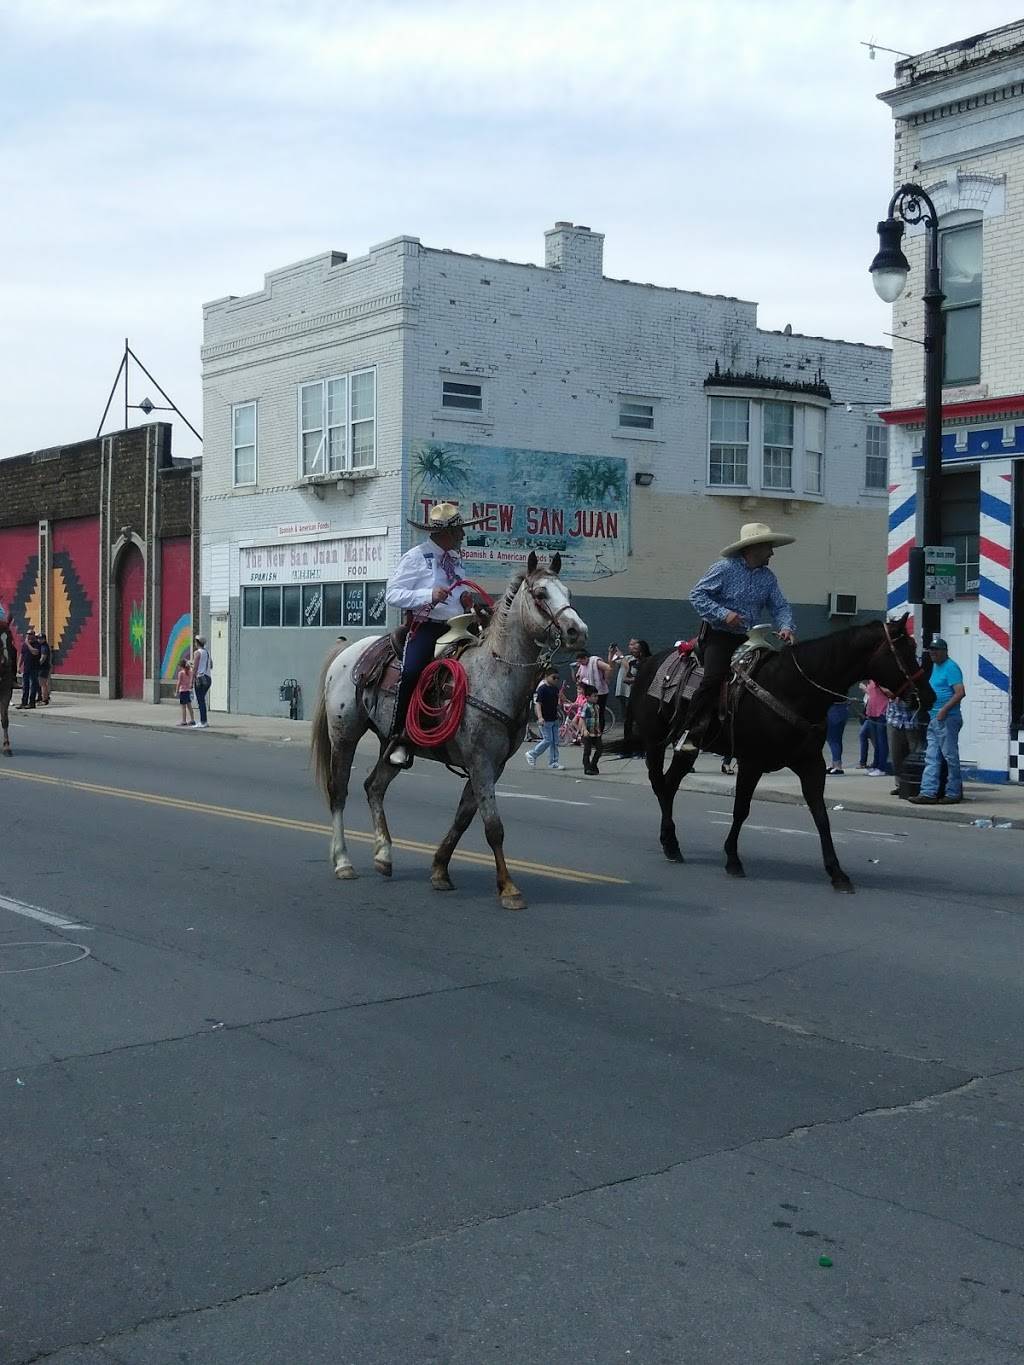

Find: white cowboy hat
<box><xmin>407</xmin><ymin>500</ymin><xmax>491</xmax><ymax>532</ymax></box>
<box><xmin>721</xmin><ymin>521</ymin><xmax>796</xmax><ymax>557</ymax></box>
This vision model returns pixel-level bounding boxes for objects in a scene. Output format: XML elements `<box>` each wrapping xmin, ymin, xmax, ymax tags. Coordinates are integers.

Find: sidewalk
<box><xmin>12</xmin><ymin>693</ymin><xmax>1023</xmax><ymax>828</ymax></box>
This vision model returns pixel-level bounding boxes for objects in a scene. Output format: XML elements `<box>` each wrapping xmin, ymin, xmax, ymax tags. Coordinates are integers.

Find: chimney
<box><xmin>544</xmin><ymin>222</ymin><xmax>604</xmax><ymax>277</ymax></box>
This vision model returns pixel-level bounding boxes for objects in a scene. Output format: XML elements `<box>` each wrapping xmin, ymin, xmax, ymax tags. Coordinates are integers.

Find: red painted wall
<box><xmin>0</xmin><ymin>524</ymin><xmax>41</xmax><ymax>642</ymax></box>
<box><xmin>159</xmin><ymin>538</ymin><xmax>192</xmax><ymax>682</ymax></box>
<box><xmin>51</xmin><ymin>517</ymin><xmax>100</xmax><ymax>675</ymax></box>
<box><xmin>117</xmin><ymin>545</ymin><xmax>145</xmax><ymax>699</ymax></box>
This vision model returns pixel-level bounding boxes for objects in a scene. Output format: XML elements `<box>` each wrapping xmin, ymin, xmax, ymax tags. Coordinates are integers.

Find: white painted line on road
<box><xmin>848</xmin><ymin>828</ymin><xmax>906</xmax><ymax>841</ymax></box>
<box><xmin>709</xmin><ymin>810</ymin><xmax>907</xmax><ymax>843</ymax></box>
<box><xmin>0</xmin><ymin>894</ymin><xmax>84</xmax><ymax>931</ymax></box>
<box><xmin>496</xmin><ymin>790</ymin><xmax>591</xmax><ymax>807</ymax></box>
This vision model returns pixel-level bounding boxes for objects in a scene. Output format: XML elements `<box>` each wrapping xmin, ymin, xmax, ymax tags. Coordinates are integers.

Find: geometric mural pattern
<box><xmin>8</xmin><ymin>551</ymin><xmax>94</xmax><ymax>666</ymax></box>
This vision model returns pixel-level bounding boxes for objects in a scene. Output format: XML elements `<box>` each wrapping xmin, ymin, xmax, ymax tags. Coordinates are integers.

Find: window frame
<box><xmin>442</xmin><ymin>380</ymin><xmax>483</xmax><ymax>412</ymax></box>
<box><xmin>804</xmin><ymin>406</ymin><xmax>825</xmax><ymax>496</ymax></box>
<box><xmin>940</xmin><ymin>218</ymin><xmax>982</xmax><ymax>388</ymax></box>
<box><xmin>618</xmin><ymin>398</ymin><xmax>655</xmax><ymax>431</ymax></box>
<box><xmin>708</xmin><ymin>396</ymin><xmax>750</xmax><ymax>488</ymax></box>
<box><xmin>240</xmin><ymin>578</ymin><xmax>389</xmax><ymax>628</ymax></box>
<box><xmin>761</xmin><ymin>400</ymin><xmax>794</xmax><ymax>492</ymax></box>
<box><xmin>297</xmin><ymin>368</ymin><xmax>377</xmax><ymax>477</ymax></box>
<box><xmin>232</xmin><ymin>401</ymin><xmax>258</xmax><ymax>488</ymax></box>
<box><xmin>865</xmin><ymin>422</ymin><xmax>889</xmax><ymax>492</ymax></box>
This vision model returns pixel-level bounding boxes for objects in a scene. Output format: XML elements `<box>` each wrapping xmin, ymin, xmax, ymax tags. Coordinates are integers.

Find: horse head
<box><xmin>519</xmin><ymin>551</ymin><xmax>588</xmax><ymax>651</ymax></box>
<box><xmin>868</xmin><ymin>613</ymin><xmax>934</xmax><ymax>714</ymax></box>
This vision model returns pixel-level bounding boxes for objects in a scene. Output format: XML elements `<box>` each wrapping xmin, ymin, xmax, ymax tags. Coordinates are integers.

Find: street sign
<box><xmin>923</xmin><ymin>544</ymin><xmax>956</xmax><ymax>604</ymax></box>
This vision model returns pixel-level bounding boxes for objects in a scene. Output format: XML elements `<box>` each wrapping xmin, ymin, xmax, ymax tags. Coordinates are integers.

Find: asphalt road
<box><xmin>1</xmin><ymin>716</ymin><xmax>1023</xmax><ymax>1365</ymax></box>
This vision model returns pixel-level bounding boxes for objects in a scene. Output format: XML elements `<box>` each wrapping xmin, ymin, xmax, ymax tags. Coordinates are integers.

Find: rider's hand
<box><xmin>779</xmin><ymin>628</ymin><xmax>796</xmax><ymax>645</ymax></box>
<box><xmin>431</xmin><ymin>586</ymin><xmax>449</xmax><ymax>604</ymax></box>
<box><xmin>459</xmin><ymin>592</ymin><xmax>473</xmax><ymax>611</ymax></box>
<box><xmin>724</xmin><ymin>610</ymin><xmax>742</xmax><ymax>628</ymax></box>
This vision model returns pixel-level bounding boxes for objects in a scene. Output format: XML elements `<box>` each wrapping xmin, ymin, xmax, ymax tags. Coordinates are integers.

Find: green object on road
<box><xmin>818</xmin><ymin>1255</ymin><xmax>833</xmax><ymax>1268</ymax></box>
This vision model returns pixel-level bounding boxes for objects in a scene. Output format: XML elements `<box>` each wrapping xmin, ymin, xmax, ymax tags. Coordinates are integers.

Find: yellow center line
<box><xmin>0</xmin><ymin>768</ymin><xmax>629</xmax><ymax>887</ymax></box>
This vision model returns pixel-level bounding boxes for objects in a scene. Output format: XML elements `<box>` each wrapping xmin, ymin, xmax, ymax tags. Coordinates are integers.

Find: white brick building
<box><xmin>202</xmin><ymin>225</ymin><xmax>891</xmax><ymax>716</ymax></box>
<box><xmin>878</xmin><ymin>20</ymin><xmax>1024</xmax><ymax>781</ymax></box>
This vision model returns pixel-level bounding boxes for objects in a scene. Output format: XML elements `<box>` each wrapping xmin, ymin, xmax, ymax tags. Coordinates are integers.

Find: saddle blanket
<box><xmin>650</xmin><ymin>651</ymin><xmax>702</xmax><ymax>707</ymax></box>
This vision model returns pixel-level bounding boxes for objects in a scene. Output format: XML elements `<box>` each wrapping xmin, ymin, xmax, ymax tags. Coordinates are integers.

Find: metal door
<box><xmin>210</xmin><ymin>613</ymin><xmax>228</xmax><ymax>712</ymax></box>
<box><xmin>938</xmin><ymin>601</ymin><xmax>977</xmax><ymax>762</ymax></box>
<box><xmin>117</xmin><ymin>544</ymin><xmax>145</xmax><ymax>699</ymax></box>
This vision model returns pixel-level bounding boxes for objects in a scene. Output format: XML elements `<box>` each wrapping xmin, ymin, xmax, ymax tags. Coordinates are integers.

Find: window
<box><xmin>805</xmin><ymin>407</ymin><xmax>824</xmax><ymax>494</ymax></box>
<box><xmin>233</xmin><ymin>402</ymin><xmax>257</xmax><ymax>486</ymax></box>
<box><xmin>865</xmin><ymin>423</ymin><xmax>888</xmax><ymax>490</ymax></box>
<box><xmin>442</xmin><ymin>380</ymin><xmax>483</xmax><ymax>411</ymax></box>
<box><xmin>941</xmin><ymin>221</ymin><xmax>982</xmax><ymax>386</ymax></box>
<box><xmin>709</xmin><ymin>397</ymin><xmax>749</xmax><ymax>486</ymax></box>
<box><xmin>299</xmin><ymin>369</ymin><xmax>376</xmax><ymax>476</ymax></box>
<box><xmin>762</xmin><ymin>401</ymin><xmax>793</xmax><ymax>490</ymax></box>
<box><xmin>619</xmin><ymin>399</ymin><xmax>654</xmax><ymax>431</ymax></box>
<box><xmin>241</xmin><ymin>580</ymin><xmax>388</xmax><ymax>627</ymax></box>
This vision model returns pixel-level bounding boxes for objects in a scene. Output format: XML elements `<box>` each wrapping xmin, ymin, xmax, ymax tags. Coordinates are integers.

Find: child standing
<box><xmin>580</xmin><ymin>683</ymin><xmax>603</xmax><ymax>775</ymax></box>
<box><xmin>176</xmin><ymin>658</ymin><xmax>196</xmax><ymax>727</ymax></box>
<box><xmin>525</xmin><ymin>667</ymin><xmax>564</xmax><ymax>770</ymax></box>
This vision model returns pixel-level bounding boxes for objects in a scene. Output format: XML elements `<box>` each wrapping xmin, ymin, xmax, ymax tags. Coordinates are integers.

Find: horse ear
<box><xmin>527</xmin><ymin>551</ymin><xmax>538</xmax><ymax>575</ymax></box>
<box><xmin>550</xmin><ymin>553</ymin><xmax>562</xmax><ymax>576</ymax></box>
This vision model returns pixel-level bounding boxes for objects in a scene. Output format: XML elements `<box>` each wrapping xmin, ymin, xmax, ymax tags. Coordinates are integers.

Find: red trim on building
<box><xmin>887</xmin><ymin>540</ymin><xmax>912</xmax><ymax>574</ymax></box>
<box><xmin>979</xmin><ymin>535</ymin><xmax>1012</xmax><ymax>571</ymax></box>
<box><xmin>980</xmin><ymin>614</ymin><xmax>1011</xmax><ymax>652</ymax></box>
<box><xmin>880</xmin><ymin>393</ymin><xmax>1024</xmax><ymax>426</ymax></box>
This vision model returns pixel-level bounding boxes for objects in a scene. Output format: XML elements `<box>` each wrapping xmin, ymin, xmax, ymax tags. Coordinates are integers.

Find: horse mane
<box><xmin>486</xmin><ymin>566</ymin><xmax>530</xmax><ymax>634</ymax></box>
<box><xmin>784</xmin><ymin>618</ymin><xmax>885</xmax><ymax>677</ymax></box>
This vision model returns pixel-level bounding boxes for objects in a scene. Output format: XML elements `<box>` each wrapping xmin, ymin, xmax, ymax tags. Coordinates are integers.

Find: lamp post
<box><xmin>870</xmin><ymin>182</ymin><xmax>945</xmax><ymax>644</ymax></box>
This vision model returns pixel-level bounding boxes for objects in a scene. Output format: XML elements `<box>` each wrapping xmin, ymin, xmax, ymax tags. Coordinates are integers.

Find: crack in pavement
<box><xmin>698</xmin><ymin>941</ymin><xmax>870</xmax><ymax>995</ymax></box>
<box><xmin>16</xmin><ymin>1064</ymin><xmax>1020</xmax><ymax>1365</ymax></box>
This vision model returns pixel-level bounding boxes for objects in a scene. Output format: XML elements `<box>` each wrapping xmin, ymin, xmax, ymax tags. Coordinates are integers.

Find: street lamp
<box><xmin>870</xmin><ymin>182</ymin><xmax>945</xmax><ymax>644</ymax></box>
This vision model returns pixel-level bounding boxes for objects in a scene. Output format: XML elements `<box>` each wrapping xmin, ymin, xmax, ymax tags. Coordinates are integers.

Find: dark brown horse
<box><xmin>613</xmin><ymin>615</ymin><xmax>931</xmax><ymax>891</ymax></box>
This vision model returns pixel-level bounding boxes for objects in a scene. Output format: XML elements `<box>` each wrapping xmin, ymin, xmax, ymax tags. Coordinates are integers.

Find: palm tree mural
<box><xmin>412</xmin><ymin>442</ymin><xmax>471</xmax><ymax>495</ymax></box>
<box><xmin>565</xmin><ymin>459</ymin><xmax>626</xmax><ymax>504</ymax></box>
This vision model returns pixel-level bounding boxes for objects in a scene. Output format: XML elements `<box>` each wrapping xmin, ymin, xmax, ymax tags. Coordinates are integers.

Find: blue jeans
<box><xmin>921</xmin><ymin>712</ymin><xmax>963</xmax><ymax>798</ymax></box>
<box><xmin>859</xmin><ymin>717</ymin><xmax>889</xmax><ymax>771</ymax></box>
<box><xmin>825</xmin><ymin>703</ymin><xmax>848</xmax><ymax>766</ymax></box>
<box><xmin>528</xmin><ymin>720</ymin><xmax>560</xmax><ymax>767</ymax></box>
<box><xmin>194</xmin><ymin>675</ymin><xmax>211</xmax><ymax>724</ymax></box>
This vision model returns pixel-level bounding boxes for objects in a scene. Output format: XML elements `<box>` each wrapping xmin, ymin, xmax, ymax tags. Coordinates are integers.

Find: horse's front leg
<box><xmin>431</xmin><ymin>779</ymin><xmax>478</xmax><ymax>892</ymax></box>
<box><xmin>328</xmin><ymin>740</ymin><xmax>359</xmax><ymax>879</ymax></box>
<box><xmin>793</xmin><ymin>757</ymin><xmax>853</xmax><ymax>893</ymax></box>
<box><xmin>471</xmin><ymin>768</ymin><xmax>525</xmax><ymax>911</ymax></box>
<box><xmin>724</xmin><ymin>761</ymin><xmax>763</xmax><ymax>877</ymax></box>
<box><xmin>365</xmin><ymin>752</ymin><xmax>403</xmax><ymax>877</ymax></box>
<box><xmin>1</xmin><ymin>688</ymin><xmax>12</xmax><ymax>755</ymax></box>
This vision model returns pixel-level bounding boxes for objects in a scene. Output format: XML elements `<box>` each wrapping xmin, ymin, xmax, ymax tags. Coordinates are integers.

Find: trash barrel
<box><xmin>896</xmin><ymin>750</ymin><xmax>946</xmax><ymax>801</ymax></box>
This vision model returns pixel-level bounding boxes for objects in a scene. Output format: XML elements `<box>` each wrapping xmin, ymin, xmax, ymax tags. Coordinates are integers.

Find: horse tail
<box><xmin>311</xmin><ymin>641</ymin><xmax>348</xmax><ymax>804</ymax></box>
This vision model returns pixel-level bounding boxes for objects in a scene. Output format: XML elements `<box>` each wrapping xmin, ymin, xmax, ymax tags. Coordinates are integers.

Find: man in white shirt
<box><xmin>385</xmin><ymin>501</ymin><xmax>486</xmax><ymax>765</ymax></box>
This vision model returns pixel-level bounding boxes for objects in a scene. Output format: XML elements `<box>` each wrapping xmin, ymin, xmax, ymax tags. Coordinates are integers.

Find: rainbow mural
<box><xmin>160</xmin><ymin>613</ymin><xmax>193</xmax><ymax>681</ymax></box>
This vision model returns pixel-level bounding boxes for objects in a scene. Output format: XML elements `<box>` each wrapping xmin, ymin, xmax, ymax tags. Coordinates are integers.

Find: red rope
<box><xmin>405</xmin><ymin>658</ymin><xmax>469</xmax><ymax>748</ymax></box>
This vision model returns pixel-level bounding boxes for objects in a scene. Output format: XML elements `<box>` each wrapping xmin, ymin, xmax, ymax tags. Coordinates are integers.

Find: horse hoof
<box><xmin>500</xmin><ymin>892</ymin><xmax>527</xmax><ymax>911</ymax></box>
<box><xmin>663</xmin><ymin>847</ymin><xmax>684</xmax><ymax>864</ymax></box>
<box><xmin>334</xmin><ymin>864</ymin><xmax>358</xmax><ymax>881</ymax></box>
<box><xmin>431</xmin><ymin>874</ymin><xmax>455</xmax><ymax>892</ymax></box>
<box><xmin>832</xmin><ymin>879</ymin><xmax>855</xmax><ymax>894</ymax></box>
<box><xmin>725</xmin><ymin>863</ymin><xmax>745</xmax><ymax>878</ymax></box>
<box><xmin>374</xmin><ymin>860</ymin><xmax>393</xmax><ymax>878</ymax></box>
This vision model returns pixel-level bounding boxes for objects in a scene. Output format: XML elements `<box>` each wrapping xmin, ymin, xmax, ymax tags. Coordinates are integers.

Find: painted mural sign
<box><xmin>410</xmin><ymin>440</ymin><xmax>629</xmax><ymax>580</ymax></box>
<box><xmin>239</xmin><ymin>534</ymin><xmax>390</xmax><ymax>587</ymax></box>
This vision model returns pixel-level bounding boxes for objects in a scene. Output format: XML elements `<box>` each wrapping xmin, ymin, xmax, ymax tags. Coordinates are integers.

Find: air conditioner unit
<box><xmin>827</xmin><ymin>592</ymin><xmax>858</xmax><ymax>618</ymax></box>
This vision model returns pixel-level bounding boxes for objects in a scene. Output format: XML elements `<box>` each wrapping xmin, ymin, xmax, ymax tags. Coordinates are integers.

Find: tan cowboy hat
<box><xmin>407</xmin><ymin>501</ymin><xmax>490</xmax><ymax>532</ymax></box>
<box><xmin>721</xmin><ymin>521</ymin><xmax>795</xmax><ymax>557</ymax></box>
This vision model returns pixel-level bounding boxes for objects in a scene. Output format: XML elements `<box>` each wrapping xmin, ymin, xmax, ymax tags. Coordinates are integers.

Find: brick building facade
<box><xmin>879</xmin><ymin>20</ymin><xmax>1024</xmax><ymax>780</ymax></box>
<box><xmin>202</xmin><ymin>226</ymin><xmax>891</xmax><ymax>716</ymax></box>
<box><xmin>0</xmin><ymin>424</ymin><xmax>200</xmax><ymax>702</ymax></box>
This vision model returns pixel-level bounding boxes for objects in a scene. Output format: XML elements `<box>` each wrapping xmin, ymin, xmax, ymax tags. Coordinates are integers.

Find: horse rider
<box><xmin>677</xmin><ymin>521</ymin><xmax>797</xmax><ymax>754</ymax></box>
<box><xmin>384</xmin><ymin>501</ymin><xmax>488</xmax><ymax>766</ymax></box>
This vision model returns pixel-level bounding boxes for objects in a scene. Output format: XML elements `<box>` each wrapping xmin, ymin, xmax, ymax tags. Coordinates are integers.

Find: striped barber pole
<box><xmin>887</xmin><ymin>482</ymin><xmax>916</xmax><ymax>618</ymax></box>
<box><xmin>977</xmin><ymin>467</ymin><xmax>1013</xmax><ymax>696</ymax></box>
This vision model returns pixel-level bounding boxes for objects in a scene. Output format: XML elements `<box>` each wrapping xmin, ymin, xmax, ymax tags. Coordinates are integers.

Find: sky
<box><xmin>1</xmin><ymin>0</ymin><xmax>1021</xmax><ymax>461</ymax></box>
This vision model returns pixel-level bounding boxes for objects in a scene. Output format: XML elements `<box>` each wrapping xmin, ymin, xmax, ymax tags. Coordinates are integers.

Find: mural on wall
<box><xmin>117</xmin><ymin>544</ymin><xmax>145</xmax><ymax>699</ymax></box>
<box><xmin>159</xmin><ymin>537</ymin><xmax>193</xmax><ymax>681</ymax></box>
<box><xmin>409</xmin><ymin>441</ymin><xmax>629</xmax><ymax>580</ymax></box>
<box><xmin>0</xmin><ymin>525</ymin><xmax>41</xmax><ymax>640</ymax></box>
<box><xmin>52</xmin><ymin>517</ymin><xmax>99</xmax><ymax>673</ymax></box>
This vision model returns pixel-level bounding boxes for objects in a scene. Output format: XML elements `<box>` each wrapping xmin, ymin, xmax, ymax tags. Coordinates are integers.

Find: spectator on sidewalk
<box><xmin>910</xmin><ymin>637</ymin><xmax>966</xmax><ymax>806</ymax></box>
<box><xmin>574</xmin><ymin>651</ymin><xmax>613</xmax><ymax>733</ymax></box>
<box><xmin>611</xmin><ymin>638</ymin><xmax>650</xmax><ymax>724</ymax></box>
<box><xmin>525</xmin><ymin>667</ymin><xmax>564</xmax><ymax>771</ymax></box>
<box><xmin>886</xmin><ymin>693</ymin><xmax>924</xmax><ymax>796</ymax></box>
<box><xmin>36</xmin><ymin>631</ymin><xmax>51</xmax><ymax>704</ymax></box>
<box><xmin>858</xmin><ymin>680</ymin><xmax>889</xmax><ymax>775</ymax></box>
<box><xmin>177</xmin><ymin>658</ymin><xmax>196</xmax><ymax>728</ymax></box>
<box><xmin>16</xmin><ymin>628</ymin><xmax>40</xmax><ymax>710</ymax></box>
<box><xmin>190</xmin><ymin>636</ymin><xmax>213</xmax><ymax>729</ymax></box>
<box><xmin>580</xmin><ymin>683</ymin><xmax>603</xmax><ymax>775</ymax></box>
<box><xmin>825</xmin><ymin>699</ymin><xmax>850</xmax><ymax>775</ymax></box>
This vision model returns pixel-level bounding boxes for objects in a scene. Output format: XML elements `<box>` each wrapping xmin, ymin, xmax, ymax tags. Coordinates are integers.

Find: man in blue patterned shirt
<box><xmin>677</xmin><ymin>521</ymin><xmax>797</xmax><ymax>754</ymax></box>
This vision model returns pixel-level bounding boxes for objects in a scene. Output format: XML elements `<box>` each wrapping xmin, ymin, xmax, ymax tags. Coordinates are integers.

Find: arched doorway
<box><xmin>116</xmin><ymin>544</ymin><xmax>145</xmax><ymax>699</ymax></box>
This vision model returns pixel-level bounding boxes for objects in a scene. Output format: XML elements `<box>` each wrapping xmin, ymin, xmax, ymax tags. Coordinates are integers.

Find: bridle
<box><xmin>788</xmin><ymin>620</ymin><xmax>923</xmax><ymax>702</ymax></box>
<box><xmin>492</xmin><ymin>573</ymin><xmax>578</xmax><ymax>669</ymax></box>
